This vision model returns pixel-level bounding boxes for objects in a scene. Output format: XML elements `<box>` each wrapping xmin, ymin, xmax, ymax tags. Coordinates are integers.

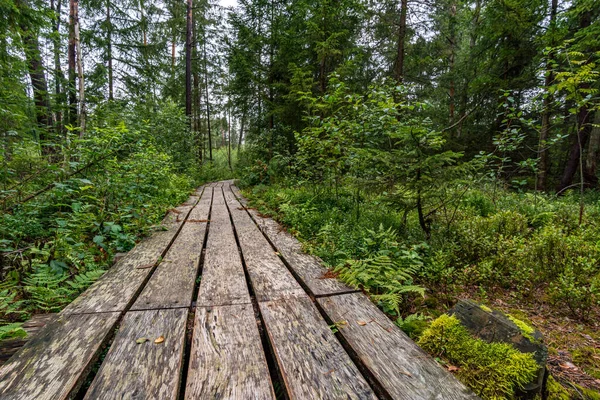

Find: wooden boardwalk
<box><xmin>0</xmin><ymin>181</ymin><xmax>478</xmax><ymax>400</ymax></box>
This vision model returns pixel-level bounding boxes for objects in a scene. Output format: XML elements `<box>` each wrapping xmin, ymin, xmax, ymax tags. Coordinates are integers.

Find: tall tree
<box><xmin>537</xmin><ymin>0</ymin><xmax>559</xmax><ymax>191</ymax></box>
<box><xmin>393</xmin><ymin>0</ymin><xmax>408</xmax><ymax>83</ymax></box>
<box><xmin>185</xmin><ymin>0</ymin><xmax>193</xmax><ymax>117</ymax></box>
<box><xmin>16</xmin><ymin>0</ymin><xmax>52</xmax><ymax>139</ymax></box>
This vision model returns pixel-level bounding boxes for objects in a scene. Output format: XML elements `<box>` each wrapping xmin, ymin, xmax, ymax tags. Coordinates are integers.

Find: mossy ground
<box><xmin>418</xmin><ymin>314</ymin><xmax>539</xmax><ymax>399</ymax></box>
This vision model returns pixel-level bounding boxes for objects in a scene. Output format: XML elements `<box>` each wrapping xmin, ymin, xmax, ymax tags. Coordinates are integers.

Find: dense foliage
<box><xmin>2</xmin><ymin>0</ymin><xmax>600</xmax><ymax>396</ymax></box>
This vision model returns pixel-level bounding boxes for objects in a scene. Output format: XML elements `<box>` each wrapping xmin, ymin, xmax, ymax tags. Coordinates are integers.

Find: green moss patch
<box><xmin>507</xmin><ymin>314</ymin><xmax>537</xmax><ymax>343</ymax></box>
<box><xmin>418</xmin><ymin>314</ymin><xmax>539</xmax><ymax>399</ymax></box>
<box><xmin>480</xmin><ymin>305</ymin><xmax>492</xmax><ymax>313</ymax></box>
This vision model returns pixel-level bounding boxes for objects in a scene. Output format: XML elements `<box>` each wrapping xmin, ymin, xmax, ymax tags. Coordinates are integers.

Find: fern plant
<box><xmin>335</xmin><ymin>253</ymin><xmax>425</xmax><ymax>315</ymax></box>
<box><xmin>23</xmin><ymin>268</ymin><xmax>73</xmax><ymax>312</ymax></box>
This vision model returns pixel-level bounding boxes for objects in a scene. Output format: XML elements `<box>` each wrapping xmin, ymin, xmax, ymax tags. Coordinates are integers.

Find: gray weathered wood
<box><xmin>227</xmin><ymin>184</ymin><xmax>353</xmax><ymax>296</ymax></box>
<box><xmin>84</xmin><ymin>309</ymin><xmax>188</xmax><ymax>400</ymax></box>
<box><xmin>0</xmin><ymin>312</ymin><xmax>120</xmax><ymax>400</ymax></box>
<box><xmin>62</xmin><ymin>204</ymin><xmax>195</xmax><ymax>315</ymax></box>
<box><xmin>131</xmin><ymin>189</ymin><xmax>212</xmax><ymax>310</ymax></box>
<box><xmin>188</xmin><ymin>187</ymin><xmax>212</xmax><ymax>221</ymax></box>
<box><xmin>185</xmin><ymin>304</ymin><xmax>275</xmax><ymax>399</ymax></box>
<box><xmin>317</xmin><ymin>293</ymin><xmax>479</xmax><ymax>400</ymax></box>
<box><xmin>223</xmin><ymin>188</ymin><xmax>304</xmax><ymax>302</ymax></box>
<box><xmin>197</xmin><ymin>189</ymin><xmax>250</xmax><ymax>307</ymax></box>
<box><xmin>260</xmin><ymin>296</ymin><xmax>377</xmax><ymax>400</ymax></box>
<box><xmin>183</xmin><ymin>194</ymin><xmax>200</xmax><ymax>206</ymax></box>
<box><xmin>248</xmin><ymin>208</ymin><xmax>355</xmax><ymax>297</ymax></box>
<box><xmin>0</xmin><ymin>314</ymin><xmax>57</xmax><ymax>367</ymax></box>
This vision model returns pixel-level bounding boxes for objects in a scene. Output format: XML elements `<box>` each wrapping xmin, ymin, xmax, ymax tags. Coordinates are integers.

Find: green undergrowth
<box><xmin>418</xmin><ymin>315</ymin><xmax>539</xmax><ymax>399</ymax></box>
<box><xmin>243</xmin><ymin>182</ymin><xmax>600</xmax><ymax>320</ymax></box>
<box><xmin>0</xmin><ymin>119</ymin><xmax>200</xmax><ymax>337</ymax></box>
<box><xmin>242</xmin><ymin>181</ymin><xmax>600</xmax><ymax>396</ymax></box>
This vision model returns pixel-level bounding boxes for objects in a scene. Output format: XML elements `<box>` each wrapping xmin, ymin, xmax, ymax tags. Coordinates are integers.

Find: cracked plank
<box><xmin>131</xmin><ymin>189</ymin><xmax>212</xmax><ymax>310</ymax></box>
<box><xmin>62</xmin><ymin>203</ymin><xmax>196</xmax><ymax>315</ymax></box>
<box><xmin>0</xmin><ymin>312</ymin><xmax>120</xmax><ymax>400</ymax></box>
<box><xmin>185</xmin><ymin>304</ymin><xmax>274</xmax><ymax>399</ymax></box>
<box><xmin>84</xmin><ymin>309</ymin><xmax>187</xmax><ymax>400</ymax></box>
<box><xmin>197</xmin><ymin>189</ymin><xmax>250</xmax><ymax>307</ymax></box>
<box><xmin>260</xmin><ymin>296</ymin><xmax>377</xmax><ymax>400</ymax></box>
<box><xmin>223</xmin><ymin>188</ymin><xmax>304</xmax><ymax>302</ymax></box>
<box><xmin>317</xmin><ymin>293</ymin><xmax>479</xmax><ymax>400</ymax></box>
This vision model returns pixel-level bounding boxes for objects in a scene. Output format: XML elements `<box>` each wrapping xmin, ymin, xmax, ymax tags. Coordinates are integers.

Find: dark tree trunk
<box><xmin>537</xmin><ymin>0</ymin><xmax>558</xmax><ymax>191</ymax></box>
<box><xmin>557</xmin><ymin>106</ymin><xmax>593</xmax><ymax>193</ymax></box>
<box><xmin>393</xmin><ymin>0</ymin><xmax>408</xmax><ymax>83</ymax></box>
<box><xmin>51</xmin><ymin>0</ymin><xmax>65</xmax><ymax>134</ymax></box>
<box><xmin>448</xmin><ymin>0</ymin><xmax>457</xmax><ymax>121</ymax></box>
<box><xmin>185</xmin><ymin>0</ymin><xmax>193</xmax><ymax>117</ymax></box>
<box><xmin>68</xmin><ymin>0</ymin><xmax>77</xmax><ymax>126</ymax></box>
<box><xmin>556</xmin><ymin>10</ymin><xmax>593</xmax><ymax>194</ymax></box>
<box><xmin>584</xmin><ymin>113</ymin><xmax>600</xmax><ymax>187</ymax></box>
<box><xmin>107</xmin><ymin>0</ymin><xmax>113</xmax><ymax>100</ymax></box>
<box><xmin>17</xmin><ymin>0</ymin><xmax>53</xmax><ymax>153</ymax></box>
<box><xmin>74</xmin><ymin>0</ymin><xmax>85</xmax><ymax>135</ymax></box>
<box><xmin>192</xmin><ymin>15</ymin><xmax>202</xmax><ymax>164</ymax></box>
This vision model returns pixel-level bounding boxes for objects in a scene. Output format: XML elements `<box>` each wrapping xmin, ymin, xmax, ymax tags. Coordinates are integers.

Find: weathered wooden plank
<box><xmin>131</xmin><ymin>189</ymin><xmax>212</xmax><ymax>310</ymax></box>
<box><xmin>197</xmin><ymin>189</ymin><xmax>250</xmax><ymax>307</ymax></box>
<box><xmin>248</xmin><ymin>208</ymin><xmax>355</xmax><ymax>297</ymax></box>
<box><xmin>188</xmin><ymin>187</ymin><xmax>212</xmax><ymax>221</ymax></box>
<box><xmin>228</xmin><ymin>185</ymin><xmax>353</xmax><ymax>296</ymax></box>
<box><xmin>317</xmin><ymin>293</ymin><xmax>478</xmax><ymax>400</ymax></box>
<box><xmin>185</xmin><ymin>304</ymin><xmax>275</xmax><ymax>399</ymax></box>
<box><xmin>0</xmin><ymin>312</ymin><xmax>120</xmax><ymax>400</ymax></box>
<box><xmin>84</xmin><ymin>309</ymin><xmax>188</xmax><ymax>400</ymax></box>
<box><xmin>62</xmin><ymin>204</ymin><xmax>195</xmax><ymax>315</ymax></box>
<box><xmin>223</xmin><ymin>188</ymin><xmax>304</xmax><ymax>302</ymax></box>
<box><xmin>260</xmin><ymin>296</ymin><xmax>377</xmax><ymax>399</ymax></box>
<box><xmin>183</xmin><ymin>194</ymin><xmax>200</xmax><ymax>206</ymax></box>
<box><xmin>0</xmin><ymin>314</ymin><xmax>57</xmax><ymax>367</ymax></box>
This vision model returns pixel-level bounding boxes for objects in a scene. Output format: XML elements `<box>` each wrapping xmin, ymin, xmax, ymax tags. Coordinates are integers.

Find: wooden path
<box><xmin>0</xmin><ymin>181</ymin><xmax>478</xmax><ymax>400</ymax></box>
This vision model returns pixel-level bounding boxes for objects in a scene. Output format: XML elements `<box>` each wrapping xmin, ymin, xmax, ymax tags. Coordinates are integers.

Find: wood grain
<box><xmin>247</xmin><ymin>208</ymin><xmax>355</xmax><ymax>297</ymax></box>
<box><xmin>259</xmin><ymin>296</ymin><xmax>377</xmax><ymax>400</ymax></box>
<box><xmin>185</xmin><ymin>304</ymin><xmax>275</xmax><ymax>399</ymax></box>
<box><xmin>197</xmin><ymin>189</ymin><xmax>250</xmax><ymax>307</ymax></box>
<box><xmin>63</xmin><ymin>204</ymin><xmax>195</xmax><ymax>315</ymax></box>
<box><xmin>317</xmin><ymin>293</ymin><xmax>478</xmax><ymax>400</ymax></box>
<box><xmin>131</xmin><ymin>189</ymin><xmax>212</xmax><ymax>310</ymax></box>
<box><xmin>223</xmin><ymin>188</ymin><xmax>305</xmax><ymax>302</ymax></box>
<box><xmin>84</xmin><ymin>309</ymin><xmax>188</xmax><ymax>400</ymax></box>
<box><xmin>0</xmin><ymin>312</ymin><xmax>120</xmax><ymax>400</ymax></box>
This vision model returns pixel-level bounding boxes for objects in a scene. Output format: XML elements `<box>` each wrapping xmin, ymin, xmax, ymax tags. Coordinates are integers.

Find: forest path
<box><xmin>0</xmin><ymin>181</ymin><xmax>477</xmax><ymax>400</ymax></box>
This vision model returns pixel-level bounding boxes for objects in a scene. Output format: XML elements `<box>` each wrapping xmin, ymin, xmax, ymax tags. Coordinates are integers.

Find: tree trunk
<box><xmin>17</xmin><ymin>0</ymin><xmax>53</xmax><ymax>154</ymax></box>
<box><xmin>557</xmin><ymin>106</ymin><xmax>593</xmax><ymax>193</ymax></box>
<box><xmin>238</xmin><ymin>104</ymin><xmax>246</xmax><ymax>156</ymax></box>
<box><xmin>192</xmin><ymin>13</ymin><xmax>202</xmax><ymax>164</ymax></box>
<box><xmin>457</xmin><ymin>0</ymin><xmax>481</xmax><ymax>138</ymax></box>
<box><xmin>202</xmin><ymin>34</ymin><xmax>212</xmax><ymax>161</ymax></box>
<box><xmin>448</xmin><ymin>0</ymin><xmax>457</xmax><ymax>121</ymax></box>
<box><xmin>556</xmin><ymin>10</ymin><xmax>593</xmax><ymax>194</ymax></box>
<box><xmin>74</xmin><ymin>0</ymin><xmax>85</xmax><ymax>136</ymax></box>
<box><xmin>185</xmin><ymin>0</ymin><xmax>193</xmax><ymax>117</ymax></box>
<box><xmin>536</xmin><ymin>0</ymin><xmax>558</xmax><ymax>191</ymax></box>
<box><xmin>107</xmin><ymin>0</ymin><xmax>113</xmax><ymax>100</ymax></box>
<box><xmin>583</xmin><ymin>113</ymin><xmax>600</xmax><ymax>187</ymax></box>
<box><xmin>68</xmin><ymin>0</ymin><xmax>77</xmax><ymax>127</ymax></box>
<box><xmin>51</xmin><ymin>0</ymin><xmax>66</xmax><ymax>134</ymax></box>
<box><xmin>228</xmin><ymin>103</ymin><xmax>232</xmax><ymax>170</ymax></box>
<box><xmin>393</xmin><ymin>0</ymin><xmax>408</xmax><ymax>83</ymax></box>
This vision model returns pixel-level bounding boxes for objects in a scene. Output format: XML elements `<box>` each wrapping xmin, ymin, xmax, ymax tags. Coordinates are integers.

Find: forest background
<box><xmin>1</xmin><ymin>0</ymin><xmax>599</xmax><ymax>397</ymax></box>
